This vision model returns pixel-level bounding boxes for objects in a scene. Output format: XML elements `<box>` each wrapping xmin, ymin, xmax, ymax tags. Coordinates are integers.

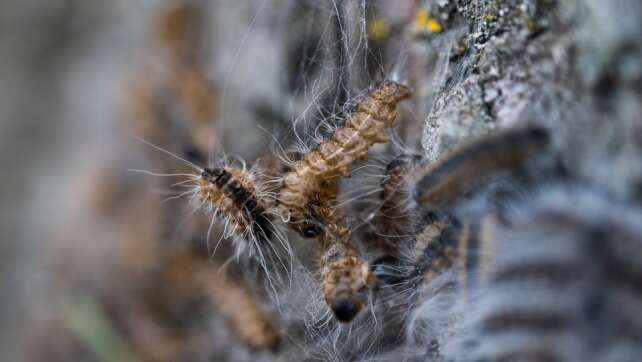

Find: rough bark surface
<box><xmin>419</xmin><ymin>0</ymin><xmax>642</xmax><ymax>201</ymax></box>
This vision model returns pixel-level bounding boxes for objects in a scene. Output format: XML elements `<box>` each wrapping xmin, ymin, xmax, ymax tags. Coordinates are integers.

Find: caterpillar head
<box><xmin>371</xmin><ymin>81</ymin><xmax>412</xmax><ymax>103</ymax></box>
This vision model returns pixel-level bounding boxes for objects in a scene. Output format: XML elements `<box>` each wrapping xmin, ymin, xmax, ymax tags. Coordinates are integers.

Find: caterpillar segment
<box><xmin>277</xmin><ymin>81</ymin><xmax>411</xmax><ymax>237</ymax></box>
<box><xmin>199</xmin><ymin>167</ymin><xmax>274</xmax><ymax>245</ymax></box>
<box><xmin>365</xmin><ymin>127</ymin><xmax>548</xmax><ymax>264</ymax></box>
<box><xmin>371</xmin><ymin>127</ymin><xmax>551</xmax><ymax>292</ymax></box>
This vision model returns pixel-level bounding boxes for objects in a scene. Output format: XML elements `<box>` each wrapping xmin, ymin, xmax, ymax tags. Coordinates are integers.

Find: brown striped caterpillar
<box><xmin>314</xmin><ymin>201</ymin><xmax>375</xmax><ymax>322</ymax></box>
<box><xmin>364</xmin><ymin>126</ymin><xmax>553</xmax><ymax>356</ymax></box>
<box><xmin>365</xmin><ymin>154</ymin><xmax>425</xmax><ymax>255</ymax></box>
<box><xmin>129</xmin><ymin>146</ymin><xmax>285</xmax><ymax>273</ymax></box>
<box><xmin>194</xmin><ymin>164</ymin><xmax>292</xmax><ymax>274</ymax></box>
<box><xmin>271</xmin><ymin>81</ymin><xmax>412</xmax><ymax>321</ymax></box>
<box><xmin>158</xmin><ymin>248</ymin><xmax>281</xmax><ymax>352</ymax></box>
<box><xmin>277</xmin><ymin>81</ymin><xmax>412</xmax><ymax>237</ymax></box>
<box><xmin>367</xmin><ymin>126</ymin><xmax>549</xmax><ymax>261</ymax></box>
<box><xmin>126</xmin><ymin>0</ymin><xmax>217</xmax><ymax>163</ymax></box>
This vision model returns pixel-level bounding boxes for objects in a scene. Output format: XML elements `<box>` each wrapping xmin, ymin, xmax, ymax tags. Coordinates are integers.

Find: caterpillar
<box><xmin>127</xmin><ymin>0</ymin><xmax>217</xmax><ymax>163</ymax></box>
<box><xmin>315</xmin><ymin>202</ymin><xmax>374</xmax><ymax>322</ymax></box>
<box><xmin>363</xmin><ymin>126</ymin><xmax>559</xmax><ymax>358</ymax></box>
<box><xmin>371</xmin><ymin>126</ymin><xmax>552</xmax><ymax>282</ymax></box>
<box><xmin>277</xmin><ymin>81</ymin><xmax>412</xmax><ymax>237</ymax></box>
<box><xmin>365</xmin><ymin>153</ymin><xmax>424</xmax><ymax>255</ymax></box>
<box><xmin>412</xmin><ymin>127</ymin><xmax>551</xmax><ymax>207</ymax></box>
<box><xmin>193</xmin><ymin>254</ymin><xmax>281</xmax><ymax>351</ymax></box>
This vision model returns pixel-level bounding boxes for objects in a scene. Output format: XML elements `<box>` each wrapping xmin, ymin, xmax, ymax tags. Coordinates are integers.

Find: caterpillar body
<box><xmin>278</xmin><ymin>81</ymin><xmax>412</xmax><ymax>237</ymax></box>
<box><xmin>412</xmin><ymin>212</ymin><xmax>496</xmax><ymax>296</ymax></box>
<box><xmin>412</xmin><ymin>127</ymin><xmax>551</xmax><ymax>207</ymax></box>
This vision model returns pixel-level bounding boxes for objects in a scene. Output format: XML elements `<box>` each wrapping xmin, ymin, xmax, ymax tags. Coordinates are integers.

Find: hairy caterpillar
<box><xmin>367</xmin><ymin>127</ymin><xmax>548</xmax><ymax>268</ymax></box>
<box><xmin>162</xmin><ymin>249</ymin><xmax>281</xmax><ymax>351</ymax></box>
<box><xmin>366</xmin><ymin>154</ymin><xmax>424</xmax><ymax>255</ymax></box>
<box><xmin>287</xmin><ymin>80</ymin><xmax>415</xmax><ymax>321</ymax></box>
<box><xmin>438</xmin><ymin>190</ymin><xmax>642</xmax><ymax>361</ymax></box>
<box><xmin>277</xmin><ymin>81</ymin><xmax>411</xmax><ymax>237</ymax></box>
<box><xmin>315</xmin><ymin>202</ymin><xmax>374</xmax><ymax>322</ymax></box>
<box><xmin>127</xmin><ymin>0</ymin><xmax>217</xmax><ymax>162</ymax></box>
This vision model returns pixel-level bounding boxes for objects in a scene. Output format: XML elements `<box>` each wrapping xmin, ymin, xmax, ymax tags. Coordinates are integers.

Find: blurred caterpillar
<box><xmin>434</xmin><ymin>189</ymin><xmax>642</xmax><ymax>362</ymax></box>
<box><xmin>367</xmin><ymin>126</ymin><xmax>561</xmax><ymax>358</ymax></box>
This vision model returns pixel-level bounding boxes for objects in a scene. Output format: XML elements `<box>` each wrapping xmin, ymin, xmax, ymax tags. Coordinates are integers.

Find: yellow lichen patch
<box><xmin>414</xmin><ymin>9</ymin><xmax>443</xmax><ymax>34</ymax></box>
<box><xmin>367</xmin><ymin>16</ymin><xmax>390</xmax><ymax>41</ymax></box>
<box><xmin>426</xmin><ymin>18</ymin><xmax>443</xmax><ymax>33</ymax></box>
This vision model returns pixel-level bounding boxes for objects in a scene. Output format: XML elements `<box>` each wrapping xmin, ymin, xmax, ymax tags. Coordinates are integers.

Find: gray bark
<box><xmin>418</xmin><ymin>0</ymin><xmax>642</xmax><ymax>201</ymax></box>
